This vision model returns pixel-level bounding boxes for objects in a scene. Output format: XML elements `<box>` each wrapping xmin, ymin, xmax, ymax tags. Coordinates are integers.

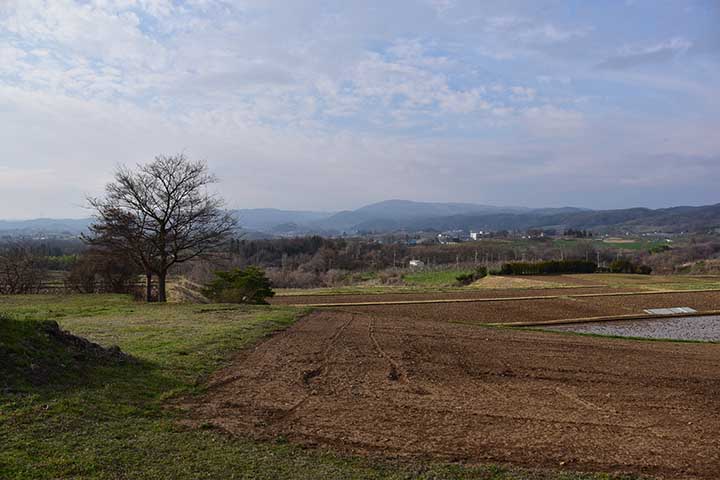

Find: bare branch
<box><xmin>85</xmin><ymin>154</ymin><xmax>237</xmax><ymax>302</ymax></box>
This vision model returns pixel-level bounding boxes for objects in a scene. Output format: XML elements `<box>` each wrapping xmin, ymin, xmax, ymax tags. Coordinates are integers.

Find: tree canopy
<box><xmin>86</xmin><ymin>154</ymin><xmax>236</xmax><ymax>302</ymax></box>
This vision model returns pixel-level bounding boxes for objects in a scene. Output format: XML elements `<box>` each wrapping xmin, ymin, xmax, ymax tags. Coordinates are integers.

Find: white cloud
<box><xmin>598</xmin><ymin>37</ymin><xmax>693</xmax><ymax>70</ymax></box>
<box><xmin>511</xmin><ymin>86</ymin><xmax>536</xmax><ymax>101</ymax></box>
<box><xmin>484</xmin><ymin>15</ymin><xmax>591</xmax><ymax>44</ymax></box>
<box><xmin>2</xmin><ymin>1</ymin><xmax>167</xmax><ymax>67</ymax></box>
<box><xmin>0</xmin><ymin>1</ymin><xmax>718</xmax><ymax>216</ymax></box>
<box><xmin>537</xmin><ymin>75</ymin><xmax>572</xmax><ymax>85</ymax></box>
<box><xmin>426</xmin><ymin>0</ymin><xmax>454</xmax><ymax>15</ymax></box>
<box><xmin>522</xmin><ymin>105</ymin><xmax>585</xmax><ymax>137</ymax></box>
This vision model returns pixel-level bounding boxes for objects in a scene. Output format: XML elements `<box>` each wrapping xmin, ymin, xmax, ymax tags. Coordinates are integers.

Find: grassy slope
<box><xmin>0</xmin><ymin>314</ymin><xmax>117</xmax><ymax>390</ymax></box>
<box><xmin>1</xmin><ymin>295</ymin><xmax>644</xmax><ymax>480</ymax></box>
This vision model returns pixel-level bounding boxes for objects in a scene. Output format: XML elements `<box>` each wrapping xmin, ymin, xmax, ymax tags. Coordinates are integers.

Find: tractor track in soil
<box><xmin>184</xmin><ymin>292</ymin><xmax>720</xmax><ymax>480</ymax></box>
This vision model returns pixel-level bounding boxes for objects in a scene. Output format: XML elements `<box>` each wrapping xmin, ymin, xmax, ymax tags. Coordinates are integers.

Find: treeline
<box><xmin>6</xmin><ymin>233</ymin><xmax>720</xmax><ymax>293</ymax></box>
<box><xmin>0</xmin><ymin>244</ymin><xmax>45</xmax><ymax>294</ymax></box>
<box><xmin>498</xmin><ymin>260</ymin><xmax>598</xmax><ymax>275</ymax></box>
<box><xmin>227</xmin><ymin>236</ymin><xmax>605</xmax><ymax>271</ymax></box>
<box><xmin>498</xmin><ymin>259</ymin><xmax>653</xmax><ymax>276</ymax></box>
<box><xmin>0</xmin><ymin>241</ymin><xmax>143</xmax><ymax>295</ymax></box>
<box><xmin>217</xmin><ymin>236</ymin><xmax>674</xmax><ymax>288</ymax></box>
<box><xmin>563</xmin><ymin>229</ymin><xmax>593</xmax><ymax>238</ymax></box>
<box><xmin>228</xmin><ymin>237</ymin><xmax>412</xmax><ymax>271</ymax></box>
<box><xmin>608</xmin><ymin>259</ymin><xmax>652</xmax><ymax>275</ymax></box>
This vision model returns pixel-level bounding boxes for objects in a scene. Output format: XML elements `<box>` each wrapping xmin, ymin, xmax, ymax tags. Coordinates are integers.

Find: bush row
<box><xmin>608</xmin><ymin>259</ymin><xmax>652</xmax><ymax>275</ymax></box>
<box><xmin>497</xmin><ymin>260</ymin><xmax>598</xmax><ymax>275</ymax></box>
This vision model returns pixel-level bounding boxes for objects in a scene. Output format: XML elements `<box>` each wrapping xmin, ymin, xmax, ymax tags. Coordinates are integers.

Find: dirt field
<box><xmin>470</xmin><ymin>275</ymin><xmax>601</xmax><ymax>289</ymax></box>
<box><xmin>186</xmin><ymin>291</ymin><xmax>720</xmax><ymax>479</ymax></box>
<box><xmin>332</xmin><ymin>291</ymin><xmax>720</xmax><ymax>324</ymax></box>
<box><xmin>271</xmin><ymin>286</ymin><xmax>627</xmax><ymax>306</ymax></box>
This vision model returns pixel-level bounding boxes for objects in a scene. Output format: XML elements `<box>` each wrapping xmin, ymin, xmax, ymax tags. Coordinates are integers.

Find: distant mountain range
<box><xmin>0</xmin><ymin>218</ymin><xmax>91</xmax><ymax>237</ymax></box>
<box><xmin>2</xmin><ymin>200</ymin><xmax>720</xmax><ymax>238</ymax></box>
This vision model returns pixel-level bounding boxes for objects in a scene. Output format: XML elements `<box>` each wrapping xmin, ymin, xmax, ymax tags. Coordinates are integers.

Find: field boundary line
<box><xmin>295</xmin><ymin>288</ymin><xmax>720</xmax><ymax>308</ymax></box>
<box><xmin>274</xmin><ymin>283</ymin><xmax>607</xmax><ymax>298</ymax></box>
<box><xmin>489</xmin><ymin>309</ymin><xmax>720</xmax><ymax>327</ymax></box>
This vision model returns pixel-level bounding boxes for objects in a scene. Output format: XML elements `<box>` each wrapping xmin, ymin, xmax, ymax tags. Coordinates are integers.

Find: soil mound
<box><xmin>0</xmin><ymin>314</ymin><xmax>134</xmax><ymax>391</ymax></box>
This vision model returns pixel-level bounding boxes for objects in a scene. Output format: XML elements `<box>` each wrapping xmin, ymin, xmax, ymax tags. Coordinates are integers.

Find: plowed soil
<box><xmin>186</xmin><ymin>292</ymin><xmax>720</xmax><ymax>479</ymax></box>
<box><xmin>332</xmin><ymin>291</ymin><xmax>720</xmax><ymax>325</ymax></box>
<box><xmin>271</xmin><ymin>286</ymin><xmax>626</xmax><ymax>306</ymax></box>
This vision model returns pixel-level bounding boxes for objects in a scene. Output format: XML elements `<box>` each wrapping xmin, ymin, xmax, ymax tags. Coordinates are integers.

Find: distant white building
<box><xmin>409</xmin><ymin>259</ymin><xmax>425</xmax><ymax>268</ymax></box>
<box><xmin>470</xmin><ymin>231</ymin><xmax>485</xmax><ymax>241</ymax></box>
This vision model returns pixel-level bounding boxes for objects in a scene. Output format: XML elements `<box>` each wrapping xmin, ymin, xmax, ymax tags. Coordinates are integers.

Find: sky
<box><xmin>1</xmin><ymin>0</ymin><xmax>719</xmax><ymax>219</ymax></box>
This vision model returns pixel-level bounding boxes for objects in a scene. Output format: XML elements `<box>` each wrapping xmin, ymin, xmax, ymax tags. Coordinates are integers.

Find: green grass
<box><xmin>402</xmin><ymin>269</ymin><xmax>471</xmax><ymax>287</ymax></box>
<box><xmin>1</xmin><ymin>294</ymin><xmax>645</xmax><ymax>480</ymax></box>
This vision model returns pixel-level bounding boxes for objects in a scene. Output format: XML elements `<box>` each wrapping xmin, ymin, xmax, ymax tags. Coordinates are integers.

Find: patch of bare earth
<box><xmin>270</xmin><ymin>286</ymin><xmax>627</xmax><ymax>306</ymax></box>
<box><xmin>470</xmin><ymin>275</ymin><xmax>576</xmax><ymax>289</ymax></box>
<box><xmin>331</xmin><ymin>290</ymin><xmax>720</xmax><ymax>325</ymax></box>
<box><xmin>185</xmin><ymin>297</ymin><xmax>720</xmax><ymax>479</ymax></box>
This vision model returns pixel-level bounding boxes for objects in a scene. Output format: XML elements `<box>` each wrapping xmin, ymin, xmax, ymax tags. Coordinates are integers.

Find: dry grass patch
<box><xmin>471</xmin><ymin>275</ymin><xmax>572</xmax><ymax>290</ymax></box>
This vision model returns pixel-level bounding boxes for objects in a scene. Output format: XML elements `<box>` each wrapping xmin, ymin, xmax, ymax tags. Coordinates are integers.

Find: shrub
<box><xmin>455</xmin><ymin>272</ymin><xmax>474</xmax><ymax>286</ymax></box>
<box><xmin>637</xmin><ymin>265</ymin><xmax>653</xmax><ymax>275</ymax></box>
<box><xmin>455</xmin><ymin>266</ymin><xmax>488</xmax><ymax>286</ymax></box>
<box><xmin>64</xmin><ymin>250</ymin><xmax>139</xmax><ymax>294</ymax></box>
<box><xmin>649</xmin><ymin>245</ymin><xmax>672</xmax><ymax>254</ymax></box>
<box><xmin>609</xmin><ymin>259</ymin><xmax>652</xmax><ymax>275</ymax></box>
<box><xmin>609</xmin><ymin>259</ymin><xmax>636</xmax><ymax>274</ymax></box>
<box><xmin>377</xmin><ymin>270</ymin><xmax>404</xmax><ymax>285</ymax></box>
<box><xmin>0</xmin><ymin>245</ymin><xmax>46</xmax><ymax>294</ymax></box>
<box><xmin>203</xmin><ymin>266</ymin><xmax>275</xmax><ymax>304</ymax></box>
<box><xmin>499</xmin><ymin>260</ymin><xmax>597</xmax><ymax>276</ymax></box>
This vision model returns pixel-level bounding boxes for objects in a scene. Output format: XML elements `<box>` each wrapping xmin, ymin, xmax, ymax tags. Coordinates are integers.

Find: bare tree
<box><xmin>65</xmin><ymin>247</ymin><xmax>141</xmax><ymax>294</ymax></box>
<box><xmin>86</xmin><ymin>154</ymin><xmax>237</xmax><ymax>302</ymax></box>
<box><xmin>0</xmin><ymin>244</ymin><xmax>45</xmax><ymax>295</ymax></box>
<box><xmin>84</xmin><ymin>207</ymin><xmax>157</xmax><ymax>301</ymax></box>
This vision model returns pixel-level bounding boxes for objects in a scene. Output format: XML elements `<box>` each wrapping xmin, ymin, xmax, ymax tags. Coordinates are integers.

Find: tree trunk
<box><xmin>158</xmin><ymin>271</ymin><xmax>167</xmax><ymax>303</ymax></box>
<box><xmin>145</xmin><ymin>272</ymin><xmax>153</xmax><ymax>302</ymax></box>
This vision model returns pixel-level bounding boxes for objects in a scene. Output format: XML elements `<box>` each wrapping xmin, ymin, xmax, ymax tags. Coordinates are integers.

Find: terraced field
<box><xmin>7</xmin><ymin>278</ymin><xmax>719</xmax><ymax>479</ymax></box>
<box><xmin>188</xmin><ymin>286</ymin><xmax>720</xmax><ymax>479</ymax></box>
<box><xmin>270</xmin><ymin>286</ymin><xmax>622</xmax><ymax>306</ymax></box>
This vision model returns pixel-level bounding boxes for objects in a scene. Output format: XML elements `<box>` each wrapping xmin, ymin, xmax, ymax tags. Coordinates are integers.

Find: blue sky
<box><xmin>0</xmin><ymin>0</ymin><xmax>719</xmax><ymax>218</ymax></box>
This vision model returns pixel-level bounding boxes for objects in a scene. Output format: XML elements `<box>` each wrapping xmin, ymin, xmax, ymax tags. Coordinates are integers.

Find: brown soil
<box><xmin>335</xmin><ymin>291</ymin><xmax>720</xmax><ymax>325</ymax></box>
<box><xmin>529</xmin><ymin>275</ymin><xmax>609</xmax><ymax>286</ymax></box>
<box><xmin>470</xmin><ymin>275</ymin><xmax>583</xmax><ymax>289</ymax></box>
<box><xmin>271</xmin><ymin>286</ymin><xmax>627</xmax><ymax>306</ymax></box>
<box><xmin>185</xmin><ymin>294</ymin><xmax>720</xmax><ymax>479</ymax></box>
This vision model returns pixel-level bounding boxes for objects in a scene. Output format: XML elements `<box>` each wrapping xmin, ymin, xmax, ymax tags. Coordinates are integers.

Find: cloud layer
<box><xmin>0</xmin><ymin>0</ymin><xmax>719</xmax><ymax>218</ymax></box>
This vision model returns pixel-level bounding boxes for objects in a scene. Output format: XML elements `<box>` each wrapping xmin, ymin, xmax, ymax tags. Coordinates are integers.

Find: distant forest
<box><xmin>4</xmin><ymin>233</ymin><xmax>720</xmax><ymax>291</ymax></box>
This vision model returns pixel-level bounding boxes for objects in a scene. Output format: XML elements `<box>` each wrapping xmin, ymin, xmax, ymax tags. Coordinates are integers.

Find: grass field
<box><xmin>402</xmin><ymin>269</ymin><xmax>472</xmax><ymax>286</ymax></box>
<box><xmin>0</xmin><ymin>294</ymin><xmax>641</xmax><ymax>480</ymax></box>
